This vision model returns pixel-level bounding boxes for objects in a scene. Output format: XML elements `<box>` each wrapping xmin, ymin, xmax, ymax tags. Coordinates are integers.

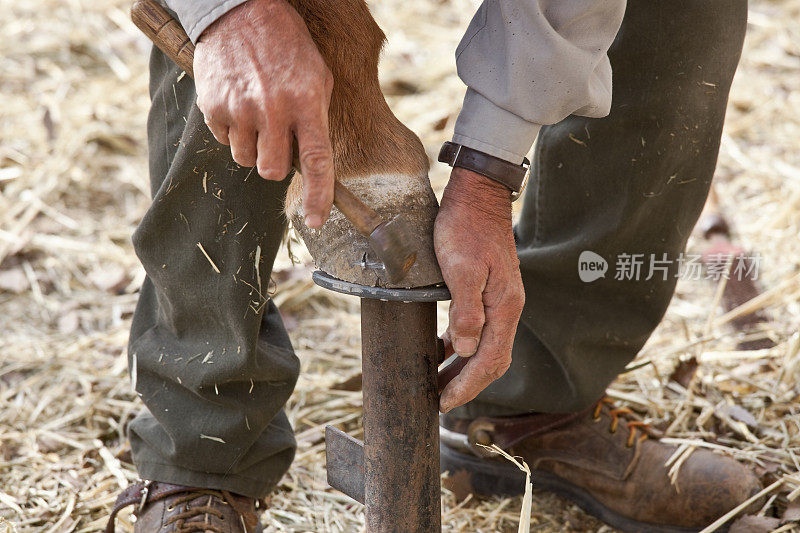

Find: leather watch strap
<box><xmin>438</xmin><ymin>141</ymin><xmax>529</xmax><ymax>195</ymax></box>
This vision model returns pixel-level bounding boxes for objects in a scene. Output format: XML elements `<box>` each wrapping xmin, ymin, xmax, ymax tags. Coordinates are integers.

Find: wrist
<box><xmin>199</xmin><ymin>0</ymin><xmax>284</xmax><ymax>42</ymax></box>
<box><xmin>442</xmin><ymin>167</ymin><xmax>512</xmax><ymax>221</ymax></box>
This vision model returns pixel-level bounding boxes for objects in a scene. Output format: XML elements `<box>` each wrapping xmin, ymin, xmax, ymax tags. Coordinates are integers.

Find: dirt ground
<box><xmin>2</xmin><ymin>0</ymin><xmax>800</xmax><ymax>531</ymax></box>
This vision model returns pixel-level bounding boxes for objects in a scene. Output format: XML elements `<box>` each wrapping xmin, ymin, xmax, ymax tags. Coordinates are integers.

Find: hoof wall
<box><xmin>290</xmin><ymin>175</ymin><xmax>443</xmax><ymax>288</ymax></box>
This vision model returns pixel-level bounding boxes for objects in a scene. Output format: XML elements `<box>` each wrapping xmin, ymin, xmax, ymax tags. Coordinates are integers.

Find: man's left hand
<box><xmin>435</xmin><ymin>167</ymin><xmax>525</xmax><ymax>413</ymax></box>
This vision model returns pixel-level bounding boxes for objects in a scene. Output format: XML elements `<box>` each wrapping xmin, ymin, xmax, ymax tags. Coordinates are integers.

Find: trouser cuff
<box><xmin>135</xmin><ymin>461</ymin><xmax>280</xmax><ymax>500</ymax></box>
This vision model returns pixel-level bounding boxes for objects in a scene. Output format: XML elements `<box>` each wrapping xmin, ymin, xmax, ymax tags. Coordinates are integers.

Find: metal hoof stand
<box><xmin>312</xmin><ymin>271</ymin><xmax>451</xmax><ymax>532</ymax></box>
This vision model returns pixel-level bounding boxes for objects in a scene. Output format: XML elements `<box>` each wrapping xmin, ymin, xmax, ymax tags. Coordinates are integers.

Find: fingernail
<box><xmin>453</xmin><ymin>337</ymin><xmax>478</xmax><ymax>357</ymax></box>
<box><xmin>305</xmin><ymin>214</ymin><xmax>323</xmax><ymax>229</ymax></box>
<box><xmin>439</xmin><ymin>401</ymin><xmax>451</xmax><ymax>413</ymax></box>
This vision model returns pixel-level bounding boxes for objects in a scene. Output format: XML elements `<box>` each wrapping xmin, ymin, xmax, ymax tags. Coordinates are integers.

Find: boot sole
<box><xmin>440</xmin><ymin>443</ymin><xmax>727</xmax><ymax>533</ymax></box>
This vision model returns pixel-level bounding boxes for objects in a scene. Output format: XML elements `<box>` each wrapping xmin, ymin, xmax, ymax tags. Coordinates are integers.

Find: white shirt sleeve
<box><xmin>453</xmin><ymin>0</ymin><xmax>627</xmax><ymax>163</ymax></box>
<box><xmin>162</xmin><ymin>0</ymin><xmax>249</xmax><ymax>43</ymax></box>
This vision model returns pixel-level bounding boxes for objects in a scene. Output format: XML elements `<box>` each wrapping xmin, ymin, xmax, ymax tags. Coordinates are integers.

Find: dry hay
<box><xmin>1</xmin><ymin>0</ymin><xmax>800</xmax><ymax>531</ymax></box>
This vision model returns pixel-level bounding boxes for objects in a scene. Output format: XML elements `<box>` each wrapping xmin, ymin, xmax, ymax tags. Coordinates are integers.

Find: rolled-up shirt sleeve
<box><xmin>453</xmin><ymin>0</ymin><xmax>626</xmax><ymax>164</ymax></box>
<box><xmin>163</xmin><ymin>0</ymin><xmax>249</xmax><ymax>43</ymax></box>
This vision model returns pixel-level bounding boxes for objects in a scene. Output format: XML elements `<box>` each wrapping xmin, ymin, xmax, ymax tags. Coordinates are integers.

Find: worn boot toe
<box><xmin>440</xmin><ymin>398</ymin><xmax>763</xmax><ymax>533</ymax></box>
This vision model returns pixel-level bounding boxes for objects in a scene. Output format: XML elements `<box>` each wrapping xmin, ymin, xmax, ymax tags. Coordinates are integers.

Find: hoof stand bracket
<box><xmin>313</xmin><ymin>271</ymin><xmax>450</xmax><ymax>532</ymax></box>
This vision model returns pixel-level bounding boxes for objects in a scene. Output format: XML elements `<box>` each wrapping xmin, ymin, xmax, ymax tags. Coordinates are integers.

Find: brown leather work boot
<box><xmin>106</xmin><ymin>481</ymin><xmax>264</xmax><ymax>533</ymax></box>
<box><xmin>440</xmin><ymin>398</ymin><xmax>763</xmax><ymax>532</ymax></box>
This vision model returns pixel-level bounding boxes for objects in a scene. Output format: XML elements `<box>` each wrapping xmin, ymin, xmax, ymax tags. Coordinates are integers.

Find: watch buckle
<box><xmin>512</xmin><ymin>157</ymin><xmax>531</xmax><ymax>202</ymax></box>
<box><xmin>452</xmin><ymin>143</ymin><xmax>463</xmax><ymax>166</ymax></box>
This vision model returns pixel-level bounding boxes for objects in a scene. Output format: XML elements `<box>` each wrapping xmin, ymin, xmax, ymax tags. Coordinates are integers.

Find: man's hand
<box><xmin>194</xmin><ymin>0</ymin><xmax>334</xmax><ymax>228</ymax></box>
<box><xmin>435</xmin><ymin>167</ymin><xmax>525</xmax><ymax>413</ymax></box>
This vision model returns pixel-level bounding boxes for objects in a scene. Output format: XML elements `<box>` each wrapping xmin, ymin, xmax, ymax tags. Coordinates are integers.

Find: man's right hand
<box><xmin>194</xmin><ymin>0</ymin><xmax>334</xmax><ymax>229</ymax></box>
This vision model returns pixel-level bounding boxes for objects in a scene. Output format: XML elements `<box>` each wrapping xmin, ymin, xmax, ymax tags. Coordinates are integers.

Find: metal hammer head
<box><xmin>368</xmin><ymin>216</ymin><xmax>418</xmax><ymax>283</ymax></box>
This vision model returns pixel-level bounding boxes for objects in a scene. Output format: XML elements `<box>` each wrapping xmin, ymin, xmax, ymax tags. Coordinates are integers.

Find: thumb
<box><xmin>447</xmin><ymin>270</ymin><xmax>486</xmax><ymax>357</ymax></box>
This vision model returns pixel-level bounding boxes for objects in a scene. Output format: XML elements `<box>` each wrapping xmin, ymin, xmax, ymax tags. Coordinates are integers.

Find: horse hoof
<box><xmin>288</xmin><ymin>174</ymin><xmax>444</xmax><ymax>288</ymax></box>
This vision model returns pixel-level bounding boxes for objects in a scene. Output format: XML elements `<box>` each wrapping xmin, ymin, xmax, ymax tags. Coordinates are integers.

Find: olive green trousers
<box><xmin>128</xmin><ymin>1</ymin><xmax>747</xmax><ymax>498</ymax></box>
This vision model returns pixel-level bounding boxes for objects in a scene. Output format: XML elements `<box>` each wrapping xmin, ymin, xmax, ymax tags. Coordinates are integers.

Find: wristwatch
<box><xmin>438</xmin><ymin>141</ymin><xmax>530</xmax><ymax>199</ymax></box>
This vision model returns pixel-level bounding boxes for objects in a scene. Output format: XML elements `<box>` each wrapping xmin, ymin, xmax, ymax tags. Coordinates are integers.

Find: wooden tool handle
<box><xmin>333</xmin><ymin>181</ymin><xmax>383</xmax><ymax>235</ymax></box>
<box><xmin>131</xmin><ymin>0</ymin><xmax>384</xmax><ymax>239</ymax></box>
<box><xmin>131</xmin><ymin>0</ymin><xmax>195</xmax><ymax>78</ymax></box>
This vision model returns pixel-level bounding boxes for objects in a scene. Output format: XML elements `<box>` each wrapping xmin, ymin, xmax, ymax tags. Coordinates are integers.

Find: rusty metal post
<box><xmin>361</xmin><ymin>298</ymin><xmax>440</xmax><ymax>532</ymax></box>
<box><xmin>313</xmin><ymin>271</ymin><xmax>449</xmax><ymax>533</ymax></box>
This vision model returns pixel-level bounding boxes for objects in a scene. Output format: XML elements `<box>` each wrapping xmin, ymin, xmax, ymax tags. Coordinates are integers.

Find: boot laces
<box><xmin>593</xmin><ymin>397</ymin><xmax>650</xmax><ymax>448</ymax></box>
<box><xmin>164</xmin><ymin>489</ymin><xmax>250</xmax><ymax>533</ymax></box>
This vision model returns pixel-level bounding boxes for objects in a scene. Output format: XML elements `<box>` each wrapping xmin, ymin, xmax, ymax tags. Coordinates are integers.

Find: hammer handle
<box><xmin>131</xmin><ymin>0</ymin><xmax>194</xmax><ymax>77</ymax></box>
<box><xmin>333</xmin><ymin>181</ymin><xmax>383</xmax><ymax>235</ymax></box>
<box><xmin>131</xmin><ymin>0</ymin><xmax>383</xmax><ymax>237</ymax></box>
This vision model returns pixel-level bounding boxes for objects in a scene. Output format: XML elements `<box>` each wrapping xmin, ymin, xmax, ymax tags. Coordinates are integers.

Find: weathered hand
<box><xmin>194</xmin><ymin>0</ymin><xmax>334</xmax><ymax>228</ymax></box>
<box><xmin>435</xmin><ymin>167</ymin><xmax>525</xmax><ymax>413</ymax></box>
